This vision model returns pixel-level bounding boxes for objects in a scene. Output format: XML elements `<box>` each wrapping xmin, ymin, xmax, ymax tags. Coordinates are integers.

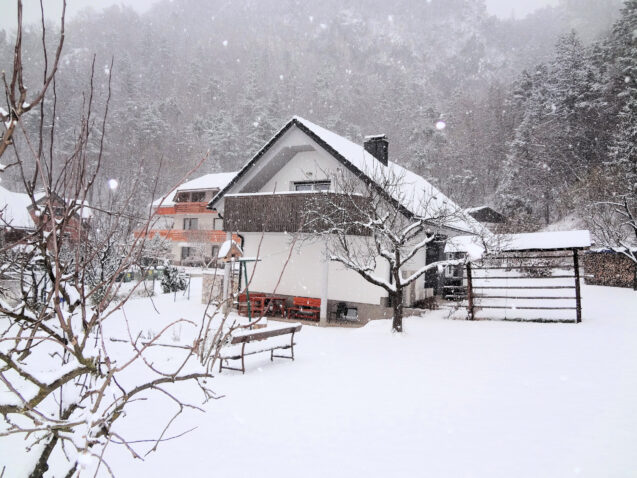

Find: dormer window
<box><xmin>190</xmin><ymin>191</ymin><xmax>205</xmax><ymax>202</ymax></box>
<box><xmin>294</xmin><ymin>180</ymin><xmax>330</xmax><ymax>192</ymax></box>
<box><xmin>175</xmin><ymin>190</ymin><xmax>206</xmax><ymax>202</ymax></box>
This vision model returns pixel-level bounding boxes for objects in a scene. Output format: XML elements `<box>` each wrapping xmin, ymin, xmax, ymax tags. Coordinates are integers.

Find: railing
<box><xmin>156</xmin><ymin>202</ymin><xmax>211</xmax><ymax>215</ymax></box>
<box><xmin>140</xmin><ymin>229</ymin><xmax>237</xmax><ymax>243</ymax></box>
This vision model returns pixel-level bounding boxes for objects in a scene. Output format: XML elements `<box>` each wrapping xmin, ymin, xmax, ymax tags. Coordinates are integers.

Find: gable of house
<box><xmin>209</xmin><ymin>116</ymin><xmax>482</xmax><ymax>235</ymax></box>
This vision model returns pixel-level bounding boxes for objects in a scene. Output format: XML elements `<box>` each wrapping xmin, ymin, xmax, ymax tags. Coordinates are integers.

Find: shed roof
<box><xmin>446</xmin><ymin>229</ymin><xmax>592</xmax><ymax>257</ymax></box>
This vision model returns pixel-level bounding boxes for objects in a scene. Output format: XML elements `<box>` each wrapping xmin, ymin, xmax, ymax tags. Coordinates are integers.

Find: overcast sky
<box><xmin>1</xmin><ymin>0</ymin><xmax>560</xmax><ymax>31</ymax></box>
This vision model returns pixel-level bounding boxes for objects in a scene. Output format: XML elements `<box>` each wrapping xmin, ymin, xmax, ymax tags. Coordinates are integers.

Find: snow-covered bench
<box><xmin>219</xmin><ymin>323</ymin><xmax>302</xmax><ymax>374</ymax></box>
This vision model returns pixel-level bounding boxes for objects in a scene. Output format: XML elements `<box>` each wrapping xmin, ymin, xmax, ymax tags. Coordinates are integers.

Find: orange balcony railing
<box><xmin>139</xmin><ymin>229</ymin><xmax>238</xmax><ymax>244</ymax></box>
<box><xmin>156</xmin><ymin>202</ymin><xmax>213</xmax><ymax>215</ymax></box>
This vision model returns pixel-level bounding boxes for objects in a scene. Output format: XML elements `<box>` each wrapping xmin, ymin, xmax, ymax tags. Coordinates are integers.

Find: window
<box><xmin>294</xmin><ymin>180</ymin><xmax>330</xmax><ymax>192</ymax></box>
<box><xmin>175</xmin><ymin>191</ymin><xmax>206</xmax><ymax>202</ymax></box>
<box><xmin>190</xmin><ymin>191</ymin><xmax>205</xmax><ymax>202</ymax></box>
<box><xmin>444</xmin><ymin>252</ymin><xmax>466</xmax><ymax>278</ymax></box>
<box><xmin>181</xmin><ymin>247</ymin><xmax>193</xmax><ymax>260</ymax></box>
<box><xmin>183</xmin><ymin>218</ymin><xmax>198</xmax><ymax>230</ymax></box>
<box><xmin>175</xmin><ymin>192</ymin><xmax>189</xmax><ymax>203</ymax></box>
<box><xmin>213</xmin><ymin>218</ymin><xmax>223</xmax><ymax>230</ymax></box>
<box><xmin>211</xmin><ymin>245</ymin><xmax>220</xmax><ymax>264</ymax></box>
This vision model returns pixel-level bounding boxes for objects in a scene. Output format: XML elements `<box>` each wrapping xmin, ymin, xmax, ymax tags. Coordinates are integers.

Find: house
<box><xmin>208</xmin><ymin>117</ymin><xmax>483</xmax><ymax>323</ymax></box>
<box><xmin>0</xmin><ymin>185</ymin><xmax>91</xmax><ymax>245</ymax></box>
<box><xmin>149</xmin><ymin>172</ymin><xmax>236</xmax><ymax>266</ymax></box>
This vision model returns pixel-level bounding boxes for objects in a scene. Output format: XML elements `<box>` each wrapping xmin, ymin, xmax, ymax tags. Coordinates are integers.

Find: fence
<box><xmin>466</xmin><ymin>249</ymin><xmax>583</xmax><ymax>323</ymax></box>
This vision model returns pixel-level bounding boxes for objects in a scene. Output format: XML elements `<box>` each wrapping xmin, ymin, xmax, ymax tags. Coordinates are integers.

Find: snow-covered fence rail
<box><xmin>466</xmin><ymin>249</ymin><xmax>583</xmax><ymax>323</ymax></box>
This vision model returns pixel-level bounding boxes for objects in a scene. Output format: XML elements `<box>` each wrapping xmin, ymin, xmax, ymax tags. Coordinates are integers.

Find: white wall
<box><xmin>260</xmin><ymin>150</ymin><xmax>340</xmax><ymax>193</ymax></box>
<box><xmin>241</xmin><ymin>232</ymin><xmax>389</xmax><ymax>305</ymax></box>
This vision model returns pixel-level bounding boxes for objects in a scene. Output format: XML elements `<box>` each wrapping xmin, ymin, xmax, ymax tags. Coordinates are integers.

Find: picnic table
<box><xmin>238</xmin><ymin>294</ymin><xmax>287</xmax><ymax>318</ymax></box>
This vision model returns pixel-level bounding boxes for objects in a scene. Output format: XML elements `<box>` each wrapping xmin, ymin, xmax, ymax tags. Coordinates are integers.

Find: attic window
<box><xmin>294</xmin><ymin>180</ymin><xmax>330</xmax><ymax>192</ymax></box>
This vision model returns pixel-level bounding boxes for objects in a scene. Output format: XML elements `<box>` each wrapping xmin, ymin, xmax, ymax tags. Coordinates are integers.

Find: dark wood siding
<box><xmin>223</xmin><ymin>193</ymin><xmax>368</xmax><ymax>234</ymax></box>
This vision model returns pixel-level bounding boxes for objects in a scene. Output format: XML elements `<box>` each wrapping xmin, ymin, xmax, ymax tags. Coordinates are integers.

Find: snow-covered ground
<box><xmin>2</xmin><ymin>281</ymin><xmax>636</xmax><ymax>477</ymax></box>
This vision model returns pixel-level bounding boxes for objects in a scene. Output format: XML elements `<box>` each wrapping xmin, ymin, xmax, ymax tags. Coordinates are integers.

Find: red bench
<box><xmin>287</xmin><ymin>297</ymin><xmax>321</xmax><ymax>321</ymax></box>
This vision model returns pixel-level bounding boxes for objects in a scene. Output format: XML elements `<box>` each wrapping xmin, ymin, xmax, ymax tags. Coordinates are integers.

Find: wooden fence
<box><xmin>466</xmin><ymin>249</ymin><xmax>583</xmax><ymax>323</ymax></box>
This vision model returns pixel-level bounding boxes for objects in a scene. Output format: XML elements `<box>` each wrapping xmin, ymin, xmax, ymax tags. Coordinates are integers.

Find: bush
<box><xmin>161</xmin><ymin>266</ymin><xmax>188</xmax><ymax>293</ymax></box>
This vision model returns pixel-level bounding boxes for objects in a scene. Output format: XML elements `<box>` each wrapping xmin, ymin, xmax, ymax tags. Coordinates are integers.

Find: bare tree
<box><xmin>305</xmin><ymin>168</ymin><xmax>473</xmax><ymax>333</ymax></box>
<box><xmin>0</xmin><ymin>0</ymin><xmax>66</xmax><ymax>162</ymax></box>
<box><xmin>0</xmin><ymin>3</ymin><xmax>241</xmax><ymax>475</ymax></box>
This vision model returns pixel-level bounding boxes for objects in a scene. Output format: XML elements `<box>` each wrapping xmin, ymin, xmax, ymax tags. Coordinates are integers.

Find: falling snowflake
<box><xmin>222</xmin><ymin>40</ymin><xmax>228</xmax><ymax>47</ymax></box>
<box><xmin>279</xmin><ymin>74</ymin><xmax>284</xmax><ymax>80</ymax></box>
<box><xmin>435</xmin><ymin>120</ymin><xmax>446</xmax><ymax>131</ymax></box>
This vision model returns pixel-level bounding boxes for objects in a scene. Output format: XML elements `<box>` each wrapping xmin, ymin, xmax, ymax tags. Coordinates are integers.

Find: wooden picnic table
<box><xmin>246</xmin><ymin>295</ymin><xmax>287</xmax><ymax>317</ymax></box>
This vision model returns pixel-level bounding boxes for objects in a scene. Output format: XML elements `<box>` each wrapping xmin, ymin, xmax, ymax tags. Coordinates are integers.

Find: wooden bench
<box><xmin>219</xmin><ymin>324</ymin><xmax>302</xmax><ymax>374</ymax></box>
<box><xmin>287</xmin><ymin>296</ymin><xmax>321</xmax><ymax>321</ymax></box>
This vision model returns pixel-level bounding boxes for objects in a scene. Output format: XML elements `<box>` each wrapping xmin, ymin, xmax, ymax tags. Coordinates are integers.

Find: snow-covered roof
<box><xmin>465</xmin><ymin>206</ymin><xmax>492</xmax><ymax>213</ymax></box>
<box><xmin>0</xmin><ymin>187</ymin><xmax>93</xmax><ymax>229</ymax></box>
<box><xmin>0</xmin><ymin>185</ymin><xmax>35</xmax><ymax>229</ymax></box>
<box><xmin>211</xmin><ymin>116</ymin><xmax>483</xmax><ymax>234</ymax></box>
<box><xmin>153</xmin><ymin>172</ymin><xmax>237</xmax><ymax>207</ymax></box>
<box><xmin>446</xmin><ymin>229</ymin><xmax>592</xmax><ymax>256</ymax></box>
<box><xmin>295</xmin><ymin>117</ymin><xmax>487</xmax><ymax>234</ymax></box>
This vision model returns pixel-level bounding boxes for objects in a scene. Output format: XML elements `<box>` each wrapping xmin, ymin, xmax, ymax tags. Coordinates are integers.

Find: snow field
<box><xmin>2</xmin><ymin>280</ymin><xmax>636</xmax><ymax>477</ymax></box>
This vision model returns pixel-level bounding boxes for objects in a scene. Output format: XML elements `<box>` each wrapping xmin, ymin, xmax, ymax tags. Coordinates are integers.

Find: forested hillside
<box><xmin>1</xmin><ymin>0</ymin><xmax>631</xmax><ymax>229</ymax></box>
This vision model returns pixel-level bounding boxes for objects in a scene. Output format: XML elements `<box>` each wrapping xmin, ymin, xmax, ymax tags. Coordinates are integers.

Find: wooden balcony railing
<box><xmin>140</xmin><ymin>229</ymin><xmax>237</xmax><ymax>243</ymax></box>
<box><xmin>223</xmin><ymin>193</ymin><xmax>368</xmax><ymax>234</ymax></box>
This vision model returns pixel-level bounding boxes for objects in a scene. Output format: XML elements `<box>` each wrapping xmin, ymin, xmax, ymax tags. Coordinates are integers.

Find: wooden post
<box><xmin>319</xmin><ymin>239</ymin><xmax>329</xmax><ymax>326</ymax></box>
<box><xmin>466</xmin><ymin>262</ymin><xmax>474</xmax><ymax>320</ymax></box>
<box><xmin>573</xmin><ymin>249</ymin><xmax>582</xmax><ymax>323</ymax></box>
<box><xmin>222</xmin><ymin>232</ymin><xmax>232</xmax><ymax>314</ymax></box>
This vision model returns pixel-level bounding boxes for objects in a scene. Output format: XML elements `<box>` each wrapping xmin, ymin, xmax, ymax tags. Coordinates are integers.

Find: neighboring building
<box><xmin>209</xmin><ymin>116</ymin><xmax>483</xmax><ymax>322</ymax></box>
<box><xmin>0</xmin><ymin>185</ymin><xmax>36</xmax><ymax>244</ymax></box>
<box><xmin>0</xmin><ymin>185</ymin><xmax>91</xmax><ymax>245</ymax></box>
<box><xmin>150</xmin><ymin>172</ymin><xmax>236</xmax><ymax>266</ymax></box>
<box><xmin>465</xmin><ymin>206</ymin><xmax>505</xmax><ymax>228</ymax></box>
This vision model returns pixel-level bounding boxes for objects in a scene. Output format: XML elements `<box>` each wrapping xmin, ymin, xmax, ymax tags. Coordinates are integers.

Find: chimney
<box><xmin>363</xmin><ymin>134</ymin><xmax>388</xmax><ymax>166</ymax></box>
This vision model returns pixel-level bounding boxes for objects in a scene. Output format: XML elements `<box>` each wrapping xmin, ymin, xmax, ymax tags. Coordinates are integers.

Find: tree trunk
<box><xmin>391</xmin><ymin>289</ymin><xmax>404</xmax><ymax>333</ymax></box>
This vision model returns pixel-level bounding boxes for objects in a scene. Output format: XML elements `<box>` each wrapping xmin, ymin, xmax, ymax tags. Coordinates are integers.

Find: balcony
<box><xmin>143</xmin><ymin>229</ymin><xmax>232</xmax><ymax>243</ymax></box>
<box><xmin>223</xmin><ymin>192</ymin><xmax>368</xmax><ymax>234</ymax></box>
<box><xmin>156</xmin><ymin>202</ymin><xmax>211</xmax><ymax>215</ymax></box>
